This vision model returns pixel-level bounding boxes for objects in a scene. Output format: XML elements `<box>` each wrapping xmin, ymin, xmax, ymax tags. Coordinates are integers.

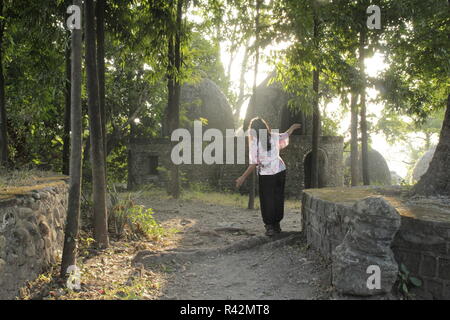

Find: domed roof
<box><xmin>244</xmin><ymin>75</ymin><xmax>312</xmax><ymax>135</ymax></box>
<box><xmin>412</xmin><ymin>146</ymin><xmax>436</xmax><ymax>183</ymax></box>
<box><xmin>345</xmin><ymin>149</ymin><xmax>392</xmax><ymax>185</ymax></box>
<box><xmin>181</xmin><ymin>78</ymin><xmax>235</xmax><ymax>132</ymax></box>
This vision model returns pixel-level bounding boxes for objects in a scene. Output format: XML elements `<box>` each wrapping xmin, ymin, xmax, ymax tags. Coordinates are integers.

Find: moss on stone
<box><xmin>303</xmin><ymin>186</ymin><xmax>450</xmax><ymax>224</ymax></box>
<box><xmin>0</xmin><ymin>177</ymin><xmax>68</xmax><ymax>200</ymax></box>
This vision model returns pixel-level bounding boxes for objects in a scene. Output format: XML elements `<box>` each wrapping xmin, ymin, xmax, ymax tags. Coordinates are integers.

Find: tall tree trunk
<box><xmin>164</xmin><ymin>31</ymin><xmax>175</xmax><ymax>138</ymax></box>
<box><xmin>226</xmin><ymin>24</ymin><xmax>238</xmax><ymax>80</ymax></box>
<box><xmin>359</xmin><ymin>29</ymin><xmax>370</xmax><ymax>185</ymax></box>
<box><xmin>350</xmin><ymin>92</ymin><xmax>359</xmax><ymax>186</ymax></box>
<box><xmin>127</xmin><ymin>121</ymin><xmax>136</xmax><ymax>190</ymax></box>
<box><xmin>234</xmin><ymin>39</ymin><xmax>250</xmax><ymax>125</ymax></box>
<box><xmin>96</xmin><ymin>0</ymin><xmax>107</xmax><ymax>160</ymax></box>
<box><xmin>166</xmin><ymin>0</ymin><xmax>183</xmax><ymax>198</ymax></box>
<box><xmin>414</xmin><ymin>94</ymin><xmax>450</xmax><ymax>196</ymax></box>
<box><xmin>85</xmin><ymin>0</ymin><xmax>109</xmax><ymax>248</ymax></box>
<box><xmin>248</xmin><ymin>0</ymin><xmax>261</xmax><ymax>210</ymax></box>
<box><xmin>0</xmin><ymin>0</ymin><xmax>8</xmax><ymax>167</ymax></box>
<box><xmin>61</xmin><ymin>0</ymin><xmax>83</xmax><ymax>277</ymax></box>
<box><xmin>62</xmin><ymin>39</ymin><xmax>71</xmax><ymax>175</ymax></box>
<box><xmin>310</xmin><ymin>10</ymin><xmax>321</xmax><ymax>189</ymax></box>
<box><xmin>171</xmin><ymin>0</ymin><xmax>182</xmax><ymax>199</ymax></box>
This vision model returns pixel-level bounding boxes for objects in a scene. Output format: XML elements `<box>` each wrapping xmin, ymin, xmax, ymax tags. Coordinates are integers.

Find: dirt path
<box><xmin>134</xmin><ymin>194</ymin><xmax>332</xmax><ymax>300</ymax></box>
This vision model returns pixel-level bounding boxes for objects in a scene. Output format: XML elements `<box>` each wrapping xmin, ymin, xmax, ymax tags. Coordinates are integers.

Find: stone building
<box><xmin>128</xmin><ymin>77</ymin><xmax>344</xmax><ymax>197</ymax></box>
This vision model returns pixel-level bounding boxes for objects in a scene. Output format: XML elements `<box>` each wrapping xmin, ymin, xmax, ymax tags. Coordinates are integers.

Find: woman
<box><xmin>235</xmin><ymin>118</ymin><xmax>301</xmax><ymax>236</ymax></box>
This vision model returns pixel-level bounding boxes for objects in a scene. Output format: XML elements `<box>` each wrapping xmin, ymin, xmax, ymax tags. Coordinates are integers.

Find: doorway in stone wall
<box><xmin>304</xmin><ymin>150</ymin><xmax>327</xmax><ymax>189</ymax></box>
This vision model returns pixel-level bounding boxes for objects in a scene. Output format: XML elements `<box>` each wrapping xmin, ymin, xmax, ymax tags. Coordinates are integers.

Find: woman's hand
<box><xmin>235</xmin><ymin>176</ymin><xmax>246</xmax><ymax>188</ymax></box>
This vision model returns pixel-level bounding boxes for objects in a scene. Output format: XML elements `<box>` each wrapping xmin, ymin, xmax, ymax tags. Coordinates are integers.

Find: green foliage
<box><xmin>397</xmin><ymin>263</ymin><xmax>422</xmax><ymax>299</ymax></box>
<box><xmin>379</xmin><ymin>0</ymin><xmax>449</xmax><ymax>120</ymax></box>
<box><xmin>78</xmin><ymin>236</ymin><xmax>95</xmax><ymax>257</ymax></box>
<box><xmin>108</xmin><ymin>187</ymin><xmax>167</xmax><ymax>241</ymax></box>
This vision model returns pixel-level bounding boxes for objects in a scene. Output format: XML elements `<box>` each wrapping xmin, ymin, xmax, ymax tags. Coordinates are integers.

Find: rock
<box><xmin>390</xmin><ymin>171</ymin><xmax>403</xmax><ymax>185</ymax></box>
<box><xmin>0</xmin><ymin>258</ymin><xmax>5</xmax><ymax>272</ymax></box>
<box><xmin>412</xmin><ymin>146</ymin><xmax>436</xmax><ymax>183</ymax></box>
<box><xmin>0</xmin><ymin>235</ymin><xmax>5</xmax><ymax>252</ymax></box>
<box><xmin>17</xmin><ymin>207</ymin><xmax>33</xmax><ymax>219</ymax></box>
<box><xmin>332</xmin><ymin>196</ymin><xmax>400</xmax><ymax>296</ymax></box>
<box><xmin>38</xmin><ymin>219</ymin><xmax>50</xmax><ymax>237</ymax></box>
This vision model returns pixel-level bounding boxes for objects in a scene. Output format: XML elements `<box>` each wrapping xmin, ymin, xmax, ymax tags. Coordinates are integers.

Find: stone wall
<box><xmin>0</xmin><ymin>179</ymin><xmax>68</xmax><ymax>299</ymax></box>
<box><xmin>301</xmin><ymin>187</ymin><xmax>450</xmax><ymax>299</ymax></box>
<box><xmin>282</xmin><ymin>136</ymin><xmax>344</xmax><ymax>197</ymax></box>
<box><xmin>129</xmin><ymin>135</ymin><xmax>344</xmax><ymax>197</ymax></box>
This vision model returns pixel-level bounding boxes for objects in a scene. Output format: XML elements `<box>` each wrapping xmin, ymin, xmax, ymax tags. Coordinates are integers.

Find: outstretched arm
<box><xmin>285</xmin><ymin>123</ymin><xmax>301</xmax><ymax>136</ymax></box>
<box><xmin>235</xmin><ymin>164</ymin><xmax>257</xmax><ymax>188</ymax></box>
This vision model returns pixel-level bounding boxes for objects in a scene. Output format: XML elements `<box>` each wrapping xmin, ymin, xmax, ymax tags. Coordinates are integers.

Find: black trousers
<box><xmin>258</xmin><ymin>170</ymin><xmax>286</xmax><ymax>226</ymax></box>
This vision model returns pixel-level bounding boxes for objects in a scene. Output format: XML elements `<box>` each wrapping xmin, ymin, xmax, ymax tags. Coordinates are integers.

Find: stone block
<box><xmin>421</xmin><ymin>255</ymin><xmax>437</xmax><ymax>278</ymax></box>
<box><xmin>438</xmin><ymin>258</ymin><xmax>450</xmax><ymax>281</ymax></box>
<box><xmin>332</xmin><ymin>197</ymin><xmax>401</xmax><ymax>296</ymax></box>
<box><xmin>443</xmin><ymin>282</ymin><xmax>450</xmax><ymax>299</ymax></box>
<box><xmin>401</xmin><ymin>251</ymin><xmax>422</xmax><ymax>275</ymax></box>
<box><xmin>425</xmin><ymin>279</ymin><xmax>444</xmax><ymax>300</ymax></box>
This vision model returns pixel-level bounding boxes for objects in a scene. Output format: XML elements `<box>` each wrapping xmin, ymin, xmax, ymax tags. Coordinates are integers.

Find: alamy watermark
<box><xmin>170</xmin><ymin>120</ymin><xmax>280</xmax><ymax>166</ymax></box>
<box><xmin>366</xmin><ymin>265</ymin><xmax>381</xmax><ymax>290</ymax></box>
<box><xmin>367</xmin><ymin>5</ymin><xmax>381</xmax><ymax>30</ymax></box>
<box><xmin>66</xmin><ymin>265</ymin><xmax>81</xmax><ymax>291</ymax></box>
<box><xmin>66</xmin><ymin>5</ymin><xmax>81</xmax><ymax>31</ymax></box>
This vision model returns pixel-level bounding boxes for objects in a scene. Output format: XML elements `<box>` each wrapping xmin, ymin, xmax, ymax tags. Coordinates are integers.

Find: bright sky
<box><xmin>221</xmin><ymin>45</ymin><xmax>431</xmax><ymax>179</ymax></box>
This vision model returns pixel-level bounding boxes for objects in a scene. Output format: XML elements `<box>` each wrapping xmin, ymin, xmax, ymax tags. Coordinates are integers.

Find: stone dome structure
<box><xmin>244</xmin><ymin>75</ymin><xmax>312</xmax><ymax>134</ymax></box>
<box><xmin>181</xmin><ymin>78</ymin><xmax>235</xmax><ymax>132</ymax></box>
<box><xmin>390</xmin><ymin>171</ymin><xmax>403</xmax><ymax>185</ymax></box>
<box><xmin>412</xmin><ymin>146</ymin><xmax>436</xmax><ymax>183</ymax></box>
<box><xmin>345</xmin><ymin>149</ymin><xmax>392</xmax><ymax>185</ymax></box>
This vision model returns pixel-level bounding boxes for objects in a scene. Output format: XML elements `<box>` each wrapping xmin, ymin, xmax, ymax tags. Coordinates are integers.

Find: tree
<box><xmin>165</xmin><ymin>0</ymin><xmax>184</xmax><ymax>199</ymax></box>
<box><xmin>415</xmin><ymin>94</ymin><xmax>450</xmax><ymax>195</ymax></box>
<box><xmin>96</xmin><ymin>0</ymin><xmax>107</xmax><ymax>160</ymax></box>
<box><xmin>61</xmin><ymin>0</ymin><xmax>83</xmax><ymax>277</ymax></box>
<box><xmin>380</xmin><ymin>0</ymin><xmax>449</xmax><ymax>196</ymax></box>
<box><xmin>85</xmin><ymin>0</ymin><xmax>109</xmax><ymax>248</ymax></box>
<box><xmin>62</xmin><ymin>37</ymin><xmax>71</xmax><ymax>176</ymax></box>
<box><xmin>234</xmin><ymin>38</ymin><xmax>251</xmax><ymax>125</ymax></box>
<box><xmin>358</xmin><ymin>27</ymin><xmax>370</xmax><ymax>185</ymax></box>
<box><xmin>350</xmin><ymin>93</ymin><xmax>359</xmax><ymax>186</ymax></box>
<box><xmin>310</xmin><ymin>2</ymin><xmax>321</xmax><ymax>189</ymax></box>
<box><xmin>62</xmin><ymin>0</ymin><xmax>72</xmax><ymax>175</ymax></box>
<box><xmin>0</xmin><ymin>0</ymin><xmax>8</xmax><ymax>167</ymax></box>
<box><xmin>247</xmin><ymin>0</ymin><xmax>262</xmax><ymax>210</ymax></box>
<box><xmin>274</xmin><ymin>0</ymin><xmax>336</xmax><ymax>188</ymax></box>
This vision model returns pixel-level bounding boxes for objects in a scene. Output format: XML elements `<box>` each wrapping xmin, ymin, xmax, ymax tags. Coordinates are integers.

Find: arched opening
<box><xmin>304</xmin><ymin>150</ymin><xmax>327</xmax><ymax>189</ymax></box>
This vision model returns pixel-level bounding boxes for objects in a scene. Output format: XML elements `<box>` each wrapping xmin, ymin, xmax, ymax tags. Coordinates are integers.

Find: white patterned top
<box><xmin>249</xmin><ymin>132</ymin><xmax>289</xmax><ymax>175</ymax></box>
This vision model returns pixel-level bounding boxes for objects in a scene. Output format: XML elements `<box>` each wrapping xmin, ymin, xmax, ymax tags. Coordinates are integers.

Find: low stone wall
<box><xmin>0</xmin><ymin>179</ymin><xmax>68</xmax><ymax>299</ymax></box>
<box><xmin>301</xmin><ymin>187</ymin><xmax>450</xmax><ymax>299</ymax></box>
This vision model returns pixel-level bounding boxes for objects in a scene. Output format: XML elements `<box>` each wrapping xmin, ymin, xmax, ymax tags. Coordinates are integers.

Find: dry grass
<box><xmin>0</xmin><ymin>168</ymin><xmax>64</xmax><ymax>187</ymax></box>
<box><xmin>139</xmin><ymin>185</ymin><xmax>301</xmax><ymax>210</ymax></box>
<box><xmin>19</xmin><ymin>235</ymin><xmax>171</xmax><ymax>300</ymax></box>
<box><xmin>0</xmin><ymin>169</ymin><xmax>67</xmax><ymax>200</ymax></box>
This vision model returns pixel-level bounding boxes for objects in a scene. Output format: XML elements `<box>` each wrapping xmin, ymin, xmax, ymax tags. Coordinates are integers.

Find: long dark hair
<box><xmin>248</xmin><ymin>117</ymin><xmax>272</xmax><ymax>151</ymax></box>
